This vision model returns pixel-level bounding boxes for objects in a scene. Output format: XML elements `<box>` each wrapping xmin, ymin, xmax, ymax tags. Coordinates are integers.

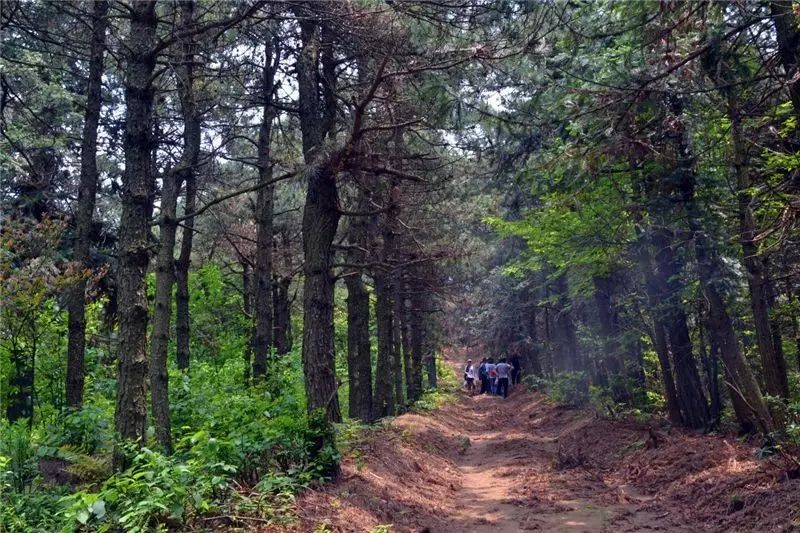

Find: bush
<box><xmin>60</xmin><ymin>440</ymin><xmax>237</xmax><ymax>533</ymax></box>
<box><xmin>523</xmin><ymin>374</ymin><xmax>549</xmax><ymax>392</ymax></box>
<box><xmin>0</xmin><ymin>487</ymin><xmax>66</xmax><ymax>532</ymax></box>
<box><xmin>0</xmin><ymin>420</ymin><xmax>37</xmax><ymax>492</ymax></box>
<box><xmin>43</xmin><ymin>404</ymin><xmax>112</xmax><ymax>454</ymax></box>
<box><xmin>549</xmin><ymin>371</ymin><xmax>590</xmax><ymax>408</ymax></box>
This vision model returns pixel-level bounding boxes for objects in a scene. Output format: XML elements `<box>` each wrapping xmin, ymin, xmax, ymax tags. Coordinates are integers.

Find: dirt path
<box><xmin>288</xmin><ymin>351</ymin><xmax>800</xmax><ymax>532</ymax></box>
<box><xmin>444</xmin><ymin>389</ymin><xmax>642</xmax><ymax>532</ymax></box>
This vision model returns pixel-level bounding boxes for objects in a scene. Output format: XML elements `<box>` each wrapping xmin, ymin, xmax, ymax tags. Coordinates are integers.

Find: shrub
<box><xmin>0</xmin><ymin>420</ymin><xmax>37</xmax><ymax>492</ymax></box>
<box><xmin>549</xmin><ymin>371</ymin><xmax>590</xmax><ymax>408</ymax></box>
<box><xmin>523</xmin><ymin>374</ymin><xmax>549</xmax><ymax>392</ymax></box>
<box><xmin>59</xmin><ymin>441</ymin><xmax>236</xmax><ymax>533</ymax></box>
<box><xmin>0</xmin><ymin>487</ymin><xmax>66</xmax><ymax>532</ymax></box>
<box><xmin>43</xmin><ymin>404</ymin><xmax>112</xmax><ymax>454</ymax></box>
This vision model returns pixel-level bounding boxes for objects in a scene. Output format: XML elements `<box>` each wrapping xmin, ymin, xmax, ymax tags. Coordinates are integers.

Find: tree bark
<box><xmin>526</xmin><ymin>302</ymin><xmax>542</xmax><ymax>376</ymax></box>
<box><xmin>174</xmin><ymin>0</ymin><xmax>201</xmax><ymax>372</ymax></box>
<box><xmin>242</xmin><ymin>261</ymin><xmax>253</xmax><ymax>383</ymax></box>
<box><xmin>66</xmin><ymin>0</ymin><xmax>108</xmax><ymax>410</ymax></box>
<box><xmin>175</xmin><ymin>173</ymin><xmax>195</xmax><ymax>370</ymax></box>
<box><xmin>635</xmin><ymin>231</ymin><xmax>683</xmax><ymax>425</ymax></box>
<box><xmin>400</xmin><ymin>277</ymin><xmax>414</xmax><ymax>402</ymax></box>
<box><xmin>729</xmin><ymin>98</ymin><xmax>789</xmax><ymax>403</ymax></box>
<box><xmin>592</xmin><ymin>275</ymin><xmax>626</xmax><ymax>399</ymax></box>
<box><xmin>345</xmin><ymin>273</ymin><xmax>372</xmax><ymax>421</ymax></box>
<box><xmin>344</xmin><ymin>186</ymin><xmax>373</xmax><ymax>422</ymax></box>
<box><xmin>114</xmin><ymin>0</ymin><xmax>158</xmax><ymax>468</ymax></box>
<box><xmin>408</xmin><ymin>285</ymin><xmax>425</xmax><ymax>402</ymax></box>
<box><xmin>649</xmin><ymin>224</ymin><xmax>710</xmax><ymax>429</ymax></box>
<box><xmin>373</xmin><ymin>274</ymin><xmax>395</xmax><ymax>417</ymax></box>
<box><xmin>273</xmin><ymin>276</ymin><xmax>292</xmax><ymax>355</ymax></box>
<box><xmin>297</xmin><ymin>14</ymin><xmax>341</xmax><ymax>422</ymax></box>
<box><xmin>252</xmin><ymin>39</ymin><xmax>278</xmax><ymax>380</ymax></box>
<box><xmin>150</xmin><ymin>168</ymin><xmax>177</xmax><ymax>454</ymax></box>
<box><xmin>673</xmin><ymin>107</ymin><xmax>775</xmax><ymax>433</ymax></box>
<box><xmin>392</xmin><ymin>278</ymin><xmax>405</xmax><ymax>410</ymax></box>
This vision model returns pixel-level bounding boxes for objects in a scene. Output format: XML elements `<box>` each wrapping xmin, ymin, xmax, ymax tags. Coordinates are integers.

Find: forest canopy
<box><xmin>1</xmin><ymin>0</ymin><xmax>799</xmax><ymax>530</ymax></box>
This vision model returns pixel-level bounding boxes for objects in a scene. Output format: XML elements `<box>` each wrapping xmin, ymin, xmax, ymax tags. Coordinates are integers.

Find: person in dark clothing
<box><xmin>486</xmin><ymin>358</ymin><xmax>497</xmax><ymax>395</ymax></box>
<box><xmin>478</xmin><ymin>358</ymin><xmax>488</xmax><ymax>394</ymax></box>
<box><xmin>495</xmin><ymin>358</ymin><xmax>512</xmax><ymax>399</ymax></box>
<box><xmin>510</xmin><ymin>355</ymin><xmax>522</xmax><ymax>385</ymax></box>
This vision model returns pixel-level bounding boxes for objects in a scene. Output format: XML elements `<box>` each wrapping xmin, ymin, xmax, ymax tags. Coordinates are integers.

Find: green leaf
<box><xmin>76</xmin><ymin>509</ymin><xmax>90</xmax><ymax>525</ymax></box>
<box><xmin>90</xmin><ymin>499</ymin><xmax>106</xmax><ymax>519</ymax></box>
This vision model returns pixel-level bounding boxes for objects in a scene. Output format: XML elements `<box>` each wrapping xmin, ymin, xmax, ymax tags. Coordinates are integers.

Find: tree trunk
<box><xmin>150</xmin><ymin>169</ymin><xmax>177</xmax><ymax>454</ymax></box>
<box><xmin>426</xmin><ymin>336</ymin><xmax>438</xmax><ymax>390</ymax></box>
<box><xmin>674</xmin><ymin>114</ymin><xmax>775</xmax><ymax>433</ymax></box>
<box><xmin>174</xmin><ymin>0</ymin><xmax>201</xmax><ymax>372</ymax></box>
<box><xmin>698</xmin><ymin>309</ymin><xmax>722</xmax><ymax>426</ymax></box>
<box><xmin>649</xmin><ymin>225</ymin><xmax>710</xmax><ymax>429</ymax></box>
<box><xmin>252</xmin><ymin>39</ymin><xmax>279</xmax><ymax>380</ymax></box>
<box><xmin>243</xmin><ymin>261</ymin><xmax>253</xmax><ymax>384</ymax></box>
<box><xmin>392</xmin><ymin>278</ymin><xmax>405</xmax><ymax>410</ymax></box>
<box><xmin>174</xmin><ymin>174</ymin><xmax>195</xmax><ymax>371</ymax></box>
<box><xmin>297</xmin><ymin>15</ymin><xmax>341</xmax><ymax>422</ymax></box>
<box><xmin>526</xmin><ymin>303</ymin><xmax>542</xmax><ymax>376</ymax></box>
<box><xmin>301</xmin><ymin>163</ymin><xmax>341</xmax><ymax>421</ymax></box>
<box><xmin>636</xmin><ymin>227</ymin><xmax>690</xmax><ymax>426</ymax></box>
<box><xmin>552</xmin><ymin>272</ymin><xmax>579</xmax><ymax>372</ymax></box>
<box><xmin>373</xmin><ymin>274</ymin><xmax>395</xmax><ymax>417</ymax></box>
<box><xmin>592</xmin><ymin>275</ymin><xmax>626</xmax><ymax>399</ymax></box>
<box><xmin>344</xmin><ymin>185</ymin><xmax>373</xmax><ymax>422</ymax></box>
<box><xmin>66</xmin><ymin>0</ymin><xmax>108</xmax><ymax>410</ymax></box>
<box><xmin>729</xmin><ymin>98</ymin><xmax>789</xmax><ymax>403</ymax></box>
<box><xmin>114</xmin><ymin>0</ymin><xmax>158</xmax><ymax>468</ymax></box>
<box><xmin>345</xmin><ymin>273</ymin><xmax>373</xmax><ymax>422</ymax></box>
<box><xmin>273</xmin><ymin>276</ymin><xmax>292</xmax><ymax>355</ymax></box>
<box><xmin>408</xmin><ymin>286</ymin><xmax>425</xmax><ymax>402</ymax></box>
<box><xmin>400</xmin><ymin>278</ymin><xmax>414</xmax><ymax>402</ymax></box>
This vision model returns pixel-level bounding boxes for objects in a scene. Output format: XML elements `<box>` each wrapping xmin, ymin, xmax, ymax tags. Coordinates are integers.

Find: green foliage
<box><xmin>0</xmin><ymin>487</ymin><xmax>67</xmax><ymax>533</ymax></box>
<box><xmin>548</xmin><ymin>372</ymin><xmax>590</xmax><ymax>408</ymax></box>
<box><xmin>411</xmin><ymin>354</ymin><xmax>458</xmax><ymax>412</ymax></box>
<box><xmin>59</xmin><ymin>442</ymin><xmax>224</xmax><ymax>533</ymax></box>
<box><xmin>522</xmin><ymin>374</ymin><xmax>549</xmax><ymax>392</ymax></box>
<box><xmin>0</xmin><ymin>420</ymin><xmax>37</xmax><ymax>492</ymax></box>
<box><xmin>43</xmin><ymin>405</ymin><xmax>112</xmax><ymax>454</ymax></box>
<box><xmin>0</xmin><ymin>262</ymin><xmax>342</xmax><ymax>531</ymax></box>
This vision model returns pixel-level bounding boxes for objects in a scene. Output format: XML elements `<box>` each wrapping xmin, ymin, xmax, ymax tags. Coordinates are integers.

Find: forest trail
<box><xmin>289</xmin><ymin>349</ymin><xmax>800</xmax><ymax>532</ymax></box>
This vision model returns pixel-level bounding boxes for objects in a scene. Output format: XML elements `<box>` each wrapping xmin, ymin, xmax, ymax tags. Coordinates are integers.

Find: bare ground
<box><xmin>281</xmin><ymin>350</ymin><xmax>800</xmax><ymax>532</ymax></box>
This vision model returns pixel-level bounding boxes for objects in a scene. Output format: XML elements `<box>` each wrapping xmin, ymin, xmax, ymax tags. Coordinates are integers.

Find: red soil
<box><xmin>278</xmin><ymin>352</ymin><xmax>800</xmax><ymax>532</ymax></box>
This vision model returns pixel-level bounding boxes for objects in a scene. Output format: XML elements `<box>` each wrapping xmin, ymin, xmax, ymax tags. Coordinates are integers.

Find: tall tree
<box><xmin>344</xmin><ymin>184</ymin><xmax>374</xmax><ymax>422</ymax></box>
<box><xmin>114</xmin><ymin>0</ymin><xmax>158</xmax><ymax>466</ymax></box>
<box><xmin>251</xmin><ymin>35</ymin><xmax>279</xmax><ymax>380</ymax></box>
<box><xmin>65</xmin><ymin>0</ymin><xmax>109</xmax><ymax>409</ymax></box>
<box><xmin>296</xmin><ymin>10</ymin><xmax>342</xmax><ymax>422</ymax></box>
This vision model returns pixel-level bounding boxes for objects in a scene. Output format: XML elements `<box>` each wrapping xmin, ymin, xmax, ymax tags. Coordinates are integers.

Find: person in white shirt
<box><xmin>463</xmin><ymin>359</ymin><xmax>476</xmax><ymax>393</ymax></box>
<box><xmin>495</xmin><ymin>358</ymin><xmax>513</xmax><ymax>398</ymax></box>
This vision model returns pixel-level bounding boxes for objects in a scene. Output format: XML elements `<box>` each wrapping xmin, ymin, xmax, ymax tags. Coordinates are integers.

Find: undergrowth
<box><xmin>0</xmin><ymin>351</ymin><xmax>337</xmax><ymax>533</ymax></box>
<box><xmin>0</xmin><ymin>348</ymin><xmax>458</xmax><ymax>532</ymax></box>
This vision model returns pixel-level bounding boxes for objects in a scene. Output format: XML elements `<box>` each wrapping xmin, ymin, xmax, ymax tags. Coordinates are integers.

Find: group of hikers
<box><xmin>463</xmin><ymin>356</ymin><xmax>521</xmax><ymax>399</ymax></box>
